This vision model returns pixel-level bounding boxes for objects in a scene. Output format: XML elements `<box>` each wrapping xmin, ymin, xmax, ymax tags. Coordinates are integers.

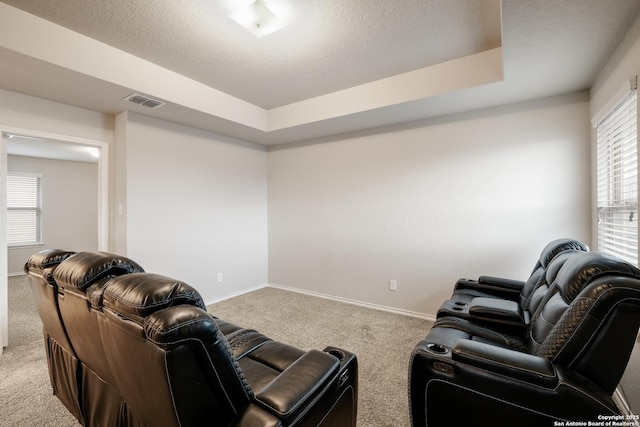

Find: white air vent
<box><xmin>123</xmin><ymin>93</ymin><xmax>166</xmax><ymax>109</ymax></box>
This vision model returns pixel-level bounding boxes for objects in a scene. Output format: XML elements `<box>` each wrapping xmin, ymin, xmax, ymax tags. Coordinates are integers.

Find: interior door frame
<box><xmin>0</xmin><ymin>125</ymin><xmax>109</xmax><ymax>354</ymax></box>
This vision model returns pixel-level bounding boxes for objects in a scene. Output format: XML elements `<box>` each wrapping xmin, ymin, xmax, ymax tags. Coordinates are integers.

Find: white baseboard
<box><xmin>8</xmin><ymin>272</ymin><xmax>25</xmax><ymax>277</ymax></box>
<box><xmin>205</xmin><ymin>282</ymin><xmax>436</xmax><ymax>321</ymax></box>
<box><xmin>205</xmin><ymin>283</ymin><xmax>269</xmax><ymax>307</ymax></box>
<box><xmin>268</xmin><ymin>283</ymin><xmax>436</xmax><ymax>321</ymax></box>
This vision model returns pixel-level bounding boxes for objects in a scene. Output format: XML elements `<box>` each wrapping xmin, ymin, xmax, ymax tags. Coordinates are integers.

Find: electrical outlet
<box><xmin>389</xmin><ymin>280</ymin><xmax>397</xmax><ymax>291</ymax></box>
<box><xmin>217</xmin><ymin>273</ymin><xmax>223</xmax><ymax>282</ymax></box>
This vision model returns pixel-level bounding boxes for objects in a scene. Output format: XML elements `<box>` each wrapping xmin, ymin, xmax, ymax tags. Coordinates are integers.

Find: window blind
<box><xmin>7</xmin><ymin>173</ymin><xmax>42</xmax><ymax>246</ymax></box>
<box><xmin>596</xmin><ymin>84</ymin><xmax>638</xmax><ymax>266</ymax></box>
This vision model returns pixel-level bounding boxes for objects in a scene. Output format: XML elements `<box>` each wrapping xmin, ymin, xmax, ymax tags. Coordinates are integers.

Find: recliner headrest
<box><xmin>539</xmin><ymin>238</ymin><xmax>589</xmax><ymax>268</ymax></box>
<box><xmin>144</xmin><ymin>305</ymin><xmax>216</xmax><ymax>346</ymax></box>
<box><xmin>555</xmin><ymin>251</ymin><xmax>640</xmax><ymax>301</ymax></box>
<box><xmin>103</xmin><ymin>273</ymin><xmax>206</xmax><ymax>324</ymax></box>
<box><xmin>53</xmin><ymin>251</ymin><xmax>144</xmax><ymax>291</ymax></box>
<box><xmin>545</xmin><ymin>250</ymin><xmax>582</xmax><ymax>286</ymax></box>
<box><xmin>24</xmin><ymin>249</ymin><xmax>76</xmax><ymax>274</ymax></box>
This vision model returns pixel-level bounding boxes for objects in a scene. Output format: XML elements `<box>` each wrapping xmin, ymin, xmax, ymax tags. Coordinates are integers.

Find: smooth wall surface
<box><xmin>0</xmin><ymin>89</ymin><xmax>112</xmax><ymax>350</ymax></box>
<box><xmin>268</xmin><ymin>93</ymin><xmax>592</xmax><ymax>317</ymax></box>
<box><xmin>122</xmin><ymin>113</ymin><xmax>268</xmax><ymax>304</ymax></box>
<box><xmin>7</xmin><ymin>155</ymin><xmax>99</xmax><ymax>274</ymax></box>
<box><xmin>590</xmin><ymin>12</ymin><xmax>640</xmax><ymax>121</ymax></box>
<box><xmin>0</xmin><ymin>89</ymin><xmax>113</xmax><ymax>143</ymax></box>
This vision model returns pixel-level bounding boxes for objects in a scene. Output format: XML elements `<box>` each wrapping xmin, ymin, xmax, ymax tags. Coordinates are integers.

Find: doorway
<box><xmin>1</xmin><ymin>129</ymin><xmax>109</xmax><ymax>354</ymax></box>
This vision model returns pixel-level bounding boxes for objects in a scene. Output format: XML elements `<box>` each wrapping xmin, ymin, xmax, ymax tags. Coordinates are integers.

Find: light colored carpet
<box><xmin>0</xmin><ymin>276</ymin><xmax>432</xmax><ymax>426</ymax></box>
<box><xmin>209</xmin><ymin>287</ymin><xmax>432</xmax><ymax>426</ymax></box>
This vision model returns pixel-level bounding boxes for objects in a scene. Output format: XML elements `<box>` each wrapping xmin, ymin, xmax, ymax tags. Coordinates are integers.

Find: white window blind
<box><xmin>7</xmin><ymin>173</ymin><xmax>42</xmax><ymax>246</ymax></box>
<box><xmin>596</xmin><ymin>83</ymin><xmax>638</xmax><ymax>266</ymax></box>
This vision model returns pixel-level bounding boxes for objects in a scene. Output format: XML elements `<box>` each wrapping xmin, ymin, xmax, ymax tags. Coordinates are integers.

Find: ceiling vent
<box><xmin>123</xmin><ymin>93</ymin><xmax>166</xmax><ymax>109</ymax></box>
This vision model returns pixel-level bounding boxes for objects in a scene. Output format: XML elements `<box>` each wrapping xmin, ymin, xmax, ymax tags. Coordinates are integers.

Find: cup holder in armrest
<box><xmin>437</xmin><ymin>300</ymin><xmax>470</xmax><ymax>319</ymax></box>
<box><xmin>426</xmin><ymin>343</ymin><xmax>449</xmax><ymax>355</ymax></box>
<box><xmin>326</xmin><ymin>349</ymin><xmax>345</xmax><ymax>361</ymax></box>
<box><xmin>451</xmin><ymin>301</ymin><xmax>467</xmax><ymax>312</ymax></box>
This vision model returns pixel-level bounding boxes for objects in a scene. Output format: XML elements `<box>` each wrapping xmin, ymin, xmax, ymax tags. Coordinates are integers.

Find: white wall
<box><xmin>121</xmin><ymin>113</ymin><xmax>268</xmax><ymax>304</ymax></box>
<box><xmin>0</xmin><ymin>89</ymin><xmax>114</xmax><ymax>143</ymax></box>
<box><xmin>0</xmin><ymin>89</ymin><xmax>112</xmax><ymax>351</ymax></box>
<box><xmin>0</xmin><ymin>83</ymin><xmax>593</xmax><ymax>320</ymax></box>
<box><xmin>7</xmin><ymin>155</ymin><xmax>98</xmax><ymax>274</ymax></box>
<box><xmin>110</xmin><ymin>112</ymin><xmax>129</xmax><ymax>255</ymax></box>
<box><xmin>268</xmin><ymin>92</ymin><xmax>592</xmax><ymax>317</ymax></box>
<box><xmin>0</xmin><ymin>89</ymin><xmax>109</xmax><ymax>274</ymax></box>
<box><xmin>591</xmin><ymin>13</ymin><xmax>640</xmax><ymax>120</ymax></box>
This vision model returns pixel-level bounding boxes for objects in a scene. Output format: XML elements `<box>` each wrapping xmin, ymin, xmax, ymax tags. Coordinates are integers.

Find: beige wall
<box><xmin>7</xmin><ymin>155</ymin><xmax>99</xmax><ymax>274</ymax></box>
<box><xmin>118</xmin><ymin>113</ymin><xmax>269</xmax><ymax>304</ymax></box>
<box><xmin>0</xmin><ymin>89</ymin><xmax>113</xmax><ymax>143</ymax></box>
<box><xmin>268</xmin><ymin>92</ymin><xmax>592</xmax><ymax>317</ymax></box>
<box><xmin>0</xmin><ymin>89</ymin><xmax>112</xmax><ymax>350</ymax></box>
<box><xmin>591</xmin><ymin>11</ymin><xmax>640</xmax><ymax>120</ymax></box>
<box><xmin>1</xmin><ymin>89</ymin><xmax>109</xmax><ymax>278</ymax></box>
<box><xmin>1</xmin><ymin>87</ymin><xmax>593</xmax><ymax>319</ymax></box>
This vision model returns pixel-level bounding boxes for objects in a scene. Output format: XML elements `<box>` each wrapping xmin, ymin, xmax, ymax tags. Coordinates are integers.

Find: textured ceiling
<box><xmin>0</xmin><ymin>0</ymin><xmax>502</xmax><ymax>109</ymax></box>
<box><xmin>1</xmin><ymin>0</ymin><xmax>640</xmax><ymax>147</ymax></box>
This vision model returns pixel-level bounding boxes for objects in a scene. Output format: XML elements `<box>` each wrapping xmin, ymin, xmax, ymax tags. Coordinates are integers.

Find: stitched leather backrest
<box><xmin>100</xmin><ymin>273</ymin><xmax>252</xmax><ymax>426</ymax></box>
<box><xmin>538</xmin><ymin>238</ymin><xmax>589</xmax><ymax>269</ymax></box>
<box><xmin>520</xmin><ymin>239</ymin><xmax>589</xmax><ymax>308</ymax></box>
<box><xmin>102</xmin><ymin>272</ymin><xmax>205</xmax><ymax>323</ymax></box>
<box><xmin>53</xmin><ymin>251</ymin><xmax>144</xmax><ymax>390</ymax></box>
<box><xmin>526</xmin><ymin>250</ymin><xmax>580</xmax><ymax>316</ymax></box>
<box><xmin>24</xmin><ymin>249</ymin><xmax>76</xmax><ymax>275</ymax></box>
<box><xmin>52</xmin><ymin>251</ymin><xmax>144</xmax><ymax>291</ymax></box>
<box><xmin>24</xmin><ymin>249</ymin><xmax>77</xmax><ymax>351</ymax></box>
<box><xmin>530</xmin><ymin>252</ymin><xmax>636</xmax><ymax>353</ymax></box>
<box><xmin>23</xmin><ymin>249</ymin><xmax>83</xmax><ymax>422</ymax></box>
<box><xmin>554</xmin><ymin>252</ymin><xmax>640</xmax><ymax>302</ymax></box>
<box><xmin>530</xmin><ymin>252</ymin><xmax>640</xmax><ymax>393</ymax></box>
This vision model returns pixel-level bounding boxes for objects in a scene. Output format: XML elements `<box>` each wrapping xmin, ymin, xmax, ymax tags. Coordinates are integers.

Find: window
<box><xmin>7</xmin><ymin>173</ymin><xmax>42</xmax><ymax>246</ymax></box>
<box><xmin>595</xmin><ymin>80</ymin><xmax>638</xmax><ymax>265</ymax></box>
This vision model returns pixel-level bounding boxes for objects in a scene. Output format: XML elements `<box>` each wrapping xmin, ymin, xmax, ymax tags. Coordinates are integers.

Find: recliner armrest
<box><xmin>255</xmin><ymin>349</ymin><xmax>339</xmax><ymax>419</ymax></box>
<box><xmin>453</xmin><ymin>276</ymin><xmax>524</xmax><ymax>298</ymax></box>
<box><xmin>468</xmin><ymin>297</ymin><xmax>528</xmax><ymax>324</ymax></box>
<box><xmin>478</xmin><ymin>276</ymin><xmax>525</xmax><ymax>291</ymax></box>
<box><xmin>452</xmin><ymin>339</ymin><xmax>557</xmax><ymax>387</ymax></box>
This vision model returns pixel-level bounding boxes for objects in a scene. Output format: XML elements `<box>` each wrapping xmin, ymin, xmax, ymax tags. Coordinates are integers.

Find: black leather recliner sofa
<box><xmin>25</xmin><ymin>249</ymin><xmax>358</xmax><ymax>427</ymax></box>
<box><xmin>409</xmin><ymin>246</ymin><xmax>640</xmax><ymax>426</ymax></box>
<box><xmin>438</xmin><ymin>238</ymin><xmax>589</xmax><ymax>333</ymax></box>
<box><xmin>449</xmin><ymin>237</ymin><xmax>589</xmax><ymax>307</ymax></box>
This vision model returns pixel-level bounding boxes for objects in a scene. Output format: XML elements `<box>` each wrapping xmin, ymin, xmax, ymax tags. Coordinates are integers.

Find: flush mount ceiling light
<box><xmin>230</xmin><ymin>0</ymin><xmax>284</xmax><ymax>37</ymax></box>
